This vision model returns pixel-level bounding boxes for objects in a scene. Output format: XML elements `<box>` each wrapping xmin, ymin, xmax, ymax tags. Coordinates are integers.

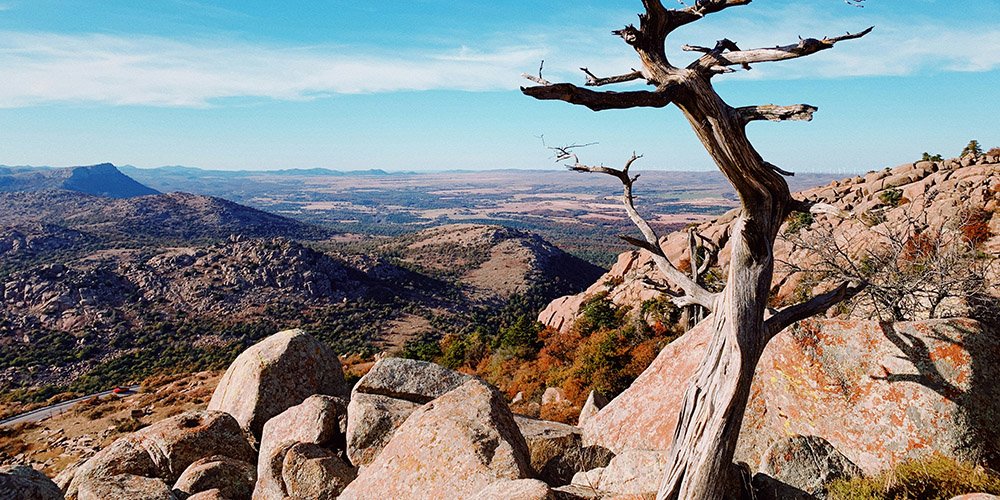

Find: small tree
<box><xmin>522</xmin><ymin>2</ymin><xmax>871</xmax><ymax>497</ymax></box>
<box><xmin>962</xmin><ymin>139</ymin><xmax>984</xmax><ymax>159</ymax></box>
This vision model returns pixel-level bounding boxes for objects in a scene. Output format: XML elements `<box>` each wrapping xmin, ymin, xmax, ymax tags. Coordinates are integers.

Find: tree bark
<box><xmin>656</xmin><ymin>75</ymin><xmax>789</xmax><ymax>499</ymax></box>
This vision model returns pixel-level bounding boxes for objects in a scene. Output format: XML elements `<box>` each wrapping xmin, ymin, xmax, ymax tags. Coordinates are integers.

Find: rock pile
<box><xmin>47</xmin><ymin>330</ymin><xmax>614</xmax><ymax>499</ymax></box>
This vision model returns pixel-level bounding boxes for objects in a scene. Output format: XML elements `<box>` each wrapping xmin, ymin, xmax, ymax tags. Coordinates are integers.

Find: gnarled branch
<box><xmin>764</xmin><ymin>280</ymin><xmax>866</xmax><ymax>338</ymax></box>
<box><xmin>558</xmin><ymin>148</ymin><xmax>717</xmax><ymax>310</ymax></box>
<box><xmin>521</xmin><ymin>82</ymin><xmax>674</xmax><ymax>112</ymax></box>
<box><xmin>581</xmin><ymin>68</ymin><xmax>645</xmax><ymax>87</ymax></box>
<box><xmin>738</xmin><ymin>104</ymin><xmax>818</xmax><ymax>123</ymax></box>
<box><xmin>714</xmin><ymin>26</ymin><xmax>874</xmax><ymax>67</ymax></box>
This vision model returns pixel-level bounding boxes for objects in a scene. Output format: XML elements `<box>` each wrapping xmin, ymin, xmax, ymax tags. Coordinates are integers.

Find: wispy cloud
<box><xmin>0</xmin><ymin>5</ymin><xmax>996</xmax><ymax>109</ymax></box>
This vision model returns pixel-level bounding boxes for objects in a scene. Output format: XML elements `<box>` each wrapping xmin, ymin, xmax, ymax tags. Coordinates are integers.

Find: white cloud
<box><xmin>0</xmin><ymin>32</ymin><xmax>553</xmax><ymax>107</ymax></box>
<box><xmin>1</xmin><ymin>5</ymin><xmax>997</xmax><ymax>109</ymax></box>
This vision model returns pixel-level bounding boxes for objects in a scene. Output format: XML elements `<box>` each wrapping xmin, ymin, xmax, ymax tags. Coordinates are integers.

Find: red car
<box><xmin>112</xmin><ymin>386</ymin><xmax>130</xmax><ymax>395</ymax></box>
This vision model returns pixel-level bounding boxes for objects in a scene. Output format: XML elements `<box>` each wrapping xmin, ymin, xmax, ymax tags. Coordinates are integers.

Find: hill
<box><xmin>0</xmin><ymin>190</ymin><xmax>329</xmax><ymax>266</ymax></box>
<box><xmin>0</xmin><ymin>164</ymin><xmax>158</xmax><ymax>198</ymax></box>
<box><xmin>386</xmin><ymin>224</ymin><xmax>605</xmax><ymax>302</ymax></box>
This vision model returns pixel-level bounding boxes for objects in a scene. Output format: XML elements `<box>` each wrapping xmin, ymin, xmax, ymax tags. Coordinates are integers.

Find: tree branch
<box><xmin>737</xmin><ymin>104</ymin><xmax>818</xmax><ymax>123</ymax></box>
<box><xmin>661</xmin><ymin>0</ymin><xmax>753</xmax><ymax>35</ymax></box>
<box><xmin>714</xmin><ymin>26</ymin><xmax>874</xmax><ymax>67</ymax></box>
<box><xmin>764</xmin><ymin>280</ymin><xmax>866</xmax><ymax>338</ymax></box>
<box><xmin>521</xmin><ymin>82</ymin><xmax>674</xmax><ymax>112</ymax></box>
<box><xmin>581</xmin><ymin>68</ymin><xmax>645</xmax><ymax>87</ymax></box>
<box><xmin>561</xmin><ymin>150</ymin><xmax>718</xmax><ymax>310</ymax></box>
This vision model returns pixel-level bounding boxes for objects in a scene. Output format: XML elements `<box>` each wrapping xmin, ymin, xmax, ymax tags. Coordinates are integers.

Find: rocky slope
<box><xmin>539</xmin><ymin>154</ymin><xmax>1000</xmax><ymax>331</ymax></box>
<box><xmin>389</xmin><ymin>224</ymin><xmax>605</xmax><ymax>302</ymax></box>
<box><xmin>0</xmin><ymin>164</ymin><xmax>159</xmax><ymax>198</ymax></box>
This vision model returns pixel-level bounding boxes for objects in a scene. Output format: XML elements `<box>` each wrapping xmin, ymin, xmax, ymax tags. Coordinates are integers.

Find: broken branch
<box><xmin>521</xmin><ymin>82</ymin><xmax>674</xmax><ymax>112</ymax></box>
<box><xmin>738</xmin><ymin>104</ymin><xmax>818</xmax><ymax>123</ymax></box>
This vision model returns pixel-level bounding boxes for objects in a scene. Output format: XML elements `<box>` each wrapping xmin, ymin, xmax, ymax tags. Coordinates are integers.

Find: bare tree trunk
<box><xmin>656</xmin><ymin>76</ymin><xmax>788</xmax><ymax>498</ymax></box>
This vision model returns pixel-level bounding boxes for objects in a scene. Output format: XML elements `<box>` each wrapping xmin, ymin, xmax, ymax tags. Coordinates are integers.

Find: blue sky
<box><xmin>0</xmin><ymin>1</ymin><xmax>997</xmax><ymax>173</ymax></box>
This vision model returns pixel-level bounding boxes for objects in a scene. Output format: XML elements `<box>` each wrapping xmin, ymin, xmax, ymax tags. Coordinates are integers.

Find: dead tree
<box><xmin>522</xmin><ymin>2</ymin><xmax>871</xmax><ymax>498</ymax></box>
<box><xmin>681</xmin><ymin>227</ymin><xmax>717</xmax><ymax>330</ymax></box>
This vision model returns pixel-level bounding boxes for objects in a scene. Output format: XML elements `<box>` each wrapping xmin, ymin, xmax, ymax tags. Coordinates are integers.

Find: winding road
<box><xmin>0</xmin><ymin>385</ymin><xmax>140</xmax><ymax>428</ymax></box>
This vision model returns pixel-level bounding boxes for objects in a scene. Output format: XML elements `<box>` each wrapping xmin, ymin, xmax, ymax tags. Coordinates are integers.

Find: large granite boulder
<box><xmin>66</xmin><ymin>410</ymin><xmax>254</xmax><ymax>500</ymax></box>
<box><xmin>474</xmin><ymin>478</ymin><xmax>554</xmax><ymax>499</ymax></box>
<box><xmin>208</xmin><ymin>329</ymin><xmax>347</xmax><ymax>438</ymax></box>
<box><xmin>514</xmin><ymin>415</ymin><xmax>613</xmax><ymax>486</ymax></box>
<box><xmin>752</xmin><ymin>435</ymin><xmax>861</xmax><ymax>499</ymax></box>
<box><xmin>570</xmin><ymin>449</ymin><xmax>668</xmax><ymax>497</ymax></box>
<box><xmin>352</xmin><ymin>357</ymin><xmax>475</xmax><ymax>403</ymax></box>
<box><xmin>254</xmin><ymin>394</ymin><xmax>351</xmax><ymax>499</ymax></box>
<box><xmin>172</xmin><ymin>455</ymin><xmax>255</xmax><ymax>500</ymax></box>
<box><xmin>280</xmin><ymin>443</ymin><xmax>356</xmax><ymax>499</ymax></box>
<box><xmin>345</xmin><ymin>393</ymin><xmax>419</xmax><ymax>466</ymax></box>
<box><xmin>339</xmin><ymin>379</ymin><xmax>532</xmax><ymax>499</ymax></box>
<box><xmin>0</xmin><ymin>465</ymin><xmax>63</xmax><ymax>500</ymax></box>
<box><xmin>581</xmin><ymin>318</ymin><xmax>1000</xmax><ymax>475</ymax></box>
<box><xmin>344</xmin><ymin>357</ymin><xmax>476</xmax><ymax>466</ymax></box>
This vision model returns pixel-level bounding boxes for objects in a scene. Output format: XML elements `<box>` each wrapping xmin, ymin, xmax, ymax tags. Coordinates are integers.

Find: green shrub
<box><xmin>921</xmin><ymin>152</ymin><xmax>943</xmax><ymax>162</ymax></box>
<box><xmin>879</xmin><ymin>188</ymin><xmax>903</xmax><ymax>208</ymax></box>
<box><xmin>785</xmin><ymin>211</ymin><xmax>815</xmax><ymax>235</ymax></box>
<box><xmin>575</xmin><ymin>292</ymin><xmax>624</xmax><ymax>336</ymax></box>
<box><xmin>828</xmin><ymin>454</ymin><xmax>1000</xmax><ymax>500</ymax></box>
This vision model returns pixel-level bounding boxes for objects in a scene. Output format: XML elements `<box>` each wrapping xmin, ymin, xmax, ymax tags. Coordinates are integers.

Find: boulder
<box><xmin>186</xmin><ymin>490</ymin><xmax>226</xmax><ymax>500</ymax></box>
<box><xmin>254</xmin><ymin>395</ymin><xmax>351</xmax><ymax>499</ymax></box>
<box><xmin>570</xmin><ymin>449</ymin><xmax>668</xmax><ymax>497</ymax></box>
<box><xmin>208</xmin><ymin>329</ymin><xmax>347</xmax><ymax>438</ymax></box>
<box><xmin>754</xmin><ymin>435</ymin><xmax>861</xmax><ymax>499</ymax></box>
<box><xmin>344</xmin><ymin>358</ymin><xmax>477</xmax><ymax>466</ymax></box>
<box><xmin>339</xmin><ymin>379</ymin><xmax>532</xmax><ymax>499</ymax></box>
<box><xmin>514</xmin><ymin>416</ymin><xmax>613</xmax><ymax>486</ymax></box>
<box><xmin>474</xmin><ymin>478</ymin><xmax>554</xmax><ymax>499</ymax></box>
<box><xmin>577</xmin><ymin>391</ymin><xmax>608</xmax><ymax>427</ymax></box>
<box><xmin>581</xmin><ymin>318</ymin><xmax>1000</xmax><ymax>475</ymax></box>
<box><xmin>0</xmin><ymin>465</ymin><xmax>63</xmax><ymax>500</ymax></box>
<box><xmin>66</xmin><ymin>410</ymin><xmax>254</xmax><ymax>500</ymax></box>
<box><xmin>352</xmin><ymin>357</ymin><xmax>474</xmax><ymax>403</ymax></box>
<box><xmin>345</xmin><ymin>393</ymin><xmax>420</xmax><ymax>466</ymax></box>
<box><xmin>172</xmin><ymin>455</ymin><xmax>255</xmax><ymax>499</ymax></box>
<box><xmin>280</xmin><ymin>442</ymin><xmax>356</xmax><ymax>499</ymax></box>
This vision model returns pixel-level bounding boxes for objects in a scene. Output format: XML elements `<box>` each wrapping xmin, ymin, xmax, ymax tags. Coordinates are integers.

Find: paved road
<box><xmin>0</xmin><ymin>385</ymin><xmax>140</xmax><ymax>428</ymax></box>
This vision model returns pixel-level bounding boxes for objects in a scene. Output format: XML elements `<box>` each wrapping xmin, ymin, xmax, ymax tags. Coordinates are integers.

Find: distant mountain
<box><xmin>0</xmin><ymin>190</ymin><xmax>329</xmax><ymax>245</ymax></box>
<box><xmin>0</xmin><ymin>163</ymin><xmax>159</xmax><ymax>198</ymax></box>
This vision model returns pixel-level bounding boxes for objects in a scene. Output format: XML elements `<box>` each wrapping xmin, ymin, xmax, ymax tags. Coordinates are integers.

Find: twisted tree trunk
<box><xmin>521</xmin><ymin>2</ymin><xmax>870</xmax><ymax>497</ymax></box>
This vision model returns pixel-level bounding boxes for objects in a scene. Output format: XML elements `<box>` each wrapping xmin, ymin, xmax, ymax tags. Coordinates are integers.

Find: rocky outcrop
<box><xmin>208</xmin><ymin>329</ymin><xmax>348</xmax><ymax>438</ymax></box>
<box><xmin>254</xmin><ymin>394</ymin><xmax>350</xmax><ymax>499</ymax></box>
<box><xmin>581</xmin><ymin>318</ymin><xmax>1000</xmax><ymax>476</ymax></box>
<box><xmin>65</xmin><ymin>410</ymin><xmax>254</xmax><ymax>500</ymax></box>
<box><xmin>339</xmin><ymin>379</ymin><xmax>532</xmax><ymax>499</ymax></box>
<box><xmin>539</xmin><ymin>157</ymin><xmax>1000</xmax><ymax>331</ymax></box>
<box><xmin>172</xmin><ymin>456</ymin><xmax>255</xmax><ymax>500</ymax></box>
<box><xmin>752</xmin><ymin>436</ymin><xmax>861</xmax><ymax>499</ymax></box>
<box><xmin>344</xmin><ymin>357</ymin><xmax>475</xmax><ymax>465</ymax></box>
<box><xmin>0</xmin><ymin>465</ymin><xmax>63</xmax><ymax>500</ymax></box>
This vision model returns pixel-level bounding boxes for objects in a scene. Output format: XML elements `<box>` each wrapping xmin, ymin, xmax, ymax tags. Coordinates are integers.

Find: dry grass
<box><xmin>828</xmin><ymin>454</ymin><xmax>1000</xmax><ymax>500</ymax></box>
